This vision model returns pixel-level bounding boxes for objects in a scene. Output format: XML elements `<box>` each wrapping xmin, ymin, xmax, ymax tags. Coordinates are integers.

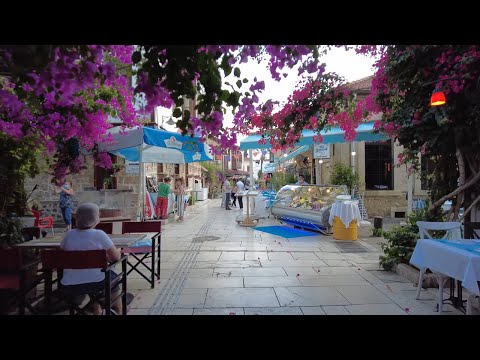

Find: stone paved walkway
<box><xmin>127</xmin><ymin>199</ymin><xmax>469</xmax><ymax>315</ymax></box>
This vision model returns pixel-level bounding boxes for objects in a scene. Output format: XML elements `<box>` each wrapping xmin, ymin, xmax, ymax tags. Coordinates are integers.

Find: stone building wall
<box><xmin>26</xmin><ymin>154</ymin><xmax>205</xmax><ymax>224</ymax></box>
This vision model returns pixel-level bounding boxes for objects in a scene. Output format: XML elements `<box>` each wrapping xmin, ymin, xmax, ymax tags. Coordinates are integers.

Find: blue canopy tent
<box><xmin>239</xmin><ymin>122</ymin><xmax>387</xmax><ymax>150</ymax></box>
<box><xmin>239</xmin><ymin>122</ymin><xmax>388</xmax><ymax>187</ymax></box>
<box><xmin>98</xmin><ymin>126</ymin><xmax>213</xmax><ymax>163</ymax></box>
<box><xmin>98</xmin><ymin>126</ymin><xmax>213</xmax><ymax>220</ymax></box>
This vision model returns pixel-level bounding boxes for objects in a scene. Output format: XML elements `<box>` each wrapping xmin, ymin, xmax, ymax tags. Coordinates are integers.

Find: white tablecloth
<box><xmin>410</xmin><ymin>239</ymin><xmax>480</xmax><ymax>296</ymax></box>
<box><xmin>328</xmin><ymin>201</ymin><xmax>362</xmax><ymax>228</ymax></box>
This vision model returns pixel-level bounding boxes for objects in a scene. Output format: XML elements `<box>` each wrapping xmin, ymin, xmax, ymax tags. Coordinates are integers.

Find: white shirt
<box><xmin>223</xmin><ymin>179</ymin><xmax>232</xmax><ymax>193</ymax></box>
<box><xmin>296</xmin><ymin>180</ymin><xmax>309</xmax><ymax>185</ymax></box>
<box><xmin>60</xmin><ymin>229</ymin><xmax>114</xmax><ymax>285</ymax></box>
<box><xmin>236</xmin><ymin>181</ymin><xmax>245</xmax><ymax>192</ymax></box>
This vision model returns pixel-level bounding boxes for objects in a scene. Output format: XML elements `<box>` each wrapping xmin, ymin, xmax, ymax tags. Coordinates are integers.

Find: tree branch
<box><xmin>452</xmin><ymin>147</ymin><xmax>466</xmax><ymax>220</ymax></box>
<box><xmin>460</xmin><ymin>193</ymin><xmax>480</xmax><ymax>221</ymax></box>
<box><xmin>429</xmin><ymin>170</ymin><xmax>480</xmax><ymax>212</ymax></box>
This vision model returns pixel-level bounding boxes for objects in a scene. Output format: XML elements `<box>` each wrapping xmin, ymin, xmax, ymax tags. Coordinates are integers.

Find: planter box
<box><xmin>394</xmin><ymin>263</ymin><xmax>451</xmax><ymax>288</ymax></box>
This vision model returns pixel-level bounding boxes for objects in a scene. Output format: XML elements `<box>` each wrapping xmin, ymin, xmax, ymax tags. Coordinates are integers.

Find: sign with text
<box><xmin>262</xmin><ymin>162</ymin><xmax>277</xmax><ymax>173</ymax></box>
<box><xmin>313</xmin><ymin>144</ymin><xmax>330</xmax><ymax>159</ymax></box>
<box><xmin>125</xmin><ymin>161</ymin><xmax>140</xmax><ymax>174</ymax></box>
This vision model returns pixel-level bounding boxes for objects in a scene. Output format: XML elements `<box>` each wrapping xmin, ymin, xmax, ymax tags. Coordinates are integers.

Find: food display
<box><xmin>271</xmin><ymin>185</ymin><xmax>348</xmax><ymax>232</ymax></box>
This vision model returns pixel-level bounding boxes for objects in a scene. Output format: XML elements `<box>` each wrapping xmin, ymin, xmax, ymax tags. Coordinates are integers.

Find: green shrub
<box><xmin>372</xmin><ymin>228</ymin><xmax>384</xmax><ymax>237</ymax></box>
<box><xmin>379</xmin><ymin>207</ymin><xmax>441</xmax><ymax>271</ymax></box>
<box><xmin>329</xmin><ymin>163</ymin><xmax>359</xmax><ymax>193</ymax></box>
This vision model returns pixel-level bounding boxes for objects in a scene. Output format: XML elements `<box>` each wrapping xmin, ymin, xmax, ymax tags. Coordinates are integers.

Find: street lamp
<box><xmin>431</xmin><ymin>91</ymin><xmax>446</xmax><ymax>106</ymax></box>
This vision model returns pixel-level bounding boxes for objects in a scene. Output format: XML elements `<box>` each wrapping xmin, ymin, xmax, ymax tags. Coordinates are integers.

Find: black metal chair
<box><xmin>41</xmin><ymin>249</ymin><xmax>127</xmax><ymax>315</ymax></box>
<box><xmin>464</xmin><ymin>222</ymin><xmax>480</xmax><ymax>239</ymax></box>
<box><xmin>464</xmin><ymin>222</ymin><xmax>480</xmax><ymax>315</ymax></box>
<box><xmin>121</xmin><ymin>221</ymin><xmax>162</xmax><ymax>288</ymax></box>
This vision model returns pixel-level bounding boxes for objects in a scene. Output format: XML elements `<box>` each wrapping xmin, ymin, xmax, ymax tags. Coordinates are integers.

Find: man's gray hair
<box><xmin>76</xmin><ymin>203</ymin><xmax>100</xmax><ymax>229</ymax></box>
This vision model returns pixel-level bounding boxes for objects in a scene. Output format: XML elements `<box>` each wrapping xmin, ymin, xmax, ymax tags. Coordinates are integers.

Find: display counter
<box><xmin>271</xmin><ymin>184</ymin><xmax>348</xmax><ymax>233</ymax></box>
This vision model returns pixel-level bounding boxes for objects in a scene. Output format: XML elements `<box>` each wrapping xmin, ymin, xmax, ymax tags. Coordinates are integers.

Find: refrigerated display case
<box><xmin>271</xmin><ymin>184</ymin><xmax>348</xmax><ymax>233</ymax></box>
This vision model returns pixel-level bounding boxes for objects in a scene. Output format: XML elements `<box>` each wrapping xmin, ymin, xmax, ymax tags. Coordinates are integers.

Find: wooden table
<box><xmin>16</xmin><ymin>234</ymin><xmax>147</xmax><ymax>248</ymax></box>
<box><xmin>98</xmin><ymin>216</ymin><xmax>133</xmax><ymax>223</ymax></box>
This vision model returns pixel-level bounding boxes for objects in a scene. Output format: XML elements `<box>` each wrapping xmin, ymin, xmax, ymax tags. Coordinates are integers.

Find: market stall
<box><xmin>271</xmin><ymin>185</ymin><xmax>348</xmax><ymax>234</ymax></box>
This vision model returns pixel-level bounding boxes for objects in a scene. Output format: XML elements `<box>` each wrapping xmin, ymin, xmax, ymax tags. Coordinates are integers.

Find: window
<box><xmin>421</xmin><ymin>155</ymin><xmax>434</xmax><ymax>190</ymax></box>
<box><xmin>94</xmin><ymin>154</ymin><xmax>118</xmax><ymax>190</ymax></box>
<box><xmin>157</xmin><ymin>163</ymin><xmax>165</xmax><ymax>181</ymax></box>
<box><xmin>174</xmin><ymin>164</ymin><xmax>180</xmax><ymax>175</ymax></box>
<box><xmin>365</xmin><ymin>140</ymin><xmax>393</xmax><ymax>190</ymax></box>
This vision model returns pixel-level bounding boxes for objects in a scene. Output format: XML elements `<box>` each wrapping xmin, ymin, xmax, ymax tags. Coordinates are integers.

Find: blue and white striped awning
<box><xmin>239</xmin><ymin>121</ymin><xmax>387</xmax><ymax>150</ymax></box>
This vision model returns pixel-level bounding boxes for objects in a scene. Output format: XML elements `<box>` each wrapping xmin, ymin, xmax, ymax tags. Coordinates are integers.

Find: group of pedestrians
<box><xmin>222</xmin><ymin>177</ymin><xmax>245</xmax><ymax>211</ymax></box>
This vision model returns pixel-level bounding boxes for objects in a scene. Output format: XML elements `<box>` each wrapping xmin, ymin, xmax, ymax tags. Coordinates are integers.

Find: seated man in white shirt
<box><xmin>60</xmin><ymin>203</ymin><xmax>122</xmax><ymax>315</ymax></box>
<box><xmin>295</xmin><ymin>175</ymin><xmax>309</xmax><ymax>185</ymax></box>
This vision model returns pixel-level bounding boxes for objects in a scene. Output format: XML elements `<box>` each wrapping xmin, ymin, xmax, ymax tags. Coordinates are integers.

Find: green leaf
<box><xmin>183</xmin><ymin>110</ymin><xmax>190</xmax><ymax>122</ymax></box>
<box><xmin>220</xmin><ymin>90</ymin><xmax>230</xmax><ymax>101</ymax></box>
<box><xmin>236</xmin><ymin>80</ymin><xmax>242</xmax><ymax>88</ymax></box>
<box><xmin>234</xmin><ymin>67</ymin><xmax>241</xmax><ymax>77</ymax></box>
<box><xmin>173</xmin><ymin>108</ymin><xmax>183</xmax><ymax>118</ymax></box>
<box><xmin>243</xmin><ymin>78</ymin><xmax>248</xmax><ymax>83</ymax></box>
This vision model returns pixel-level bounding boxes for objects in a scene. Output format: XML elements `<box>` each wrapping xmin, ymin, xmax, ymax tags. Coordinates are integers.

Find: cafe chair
<box><xmin>31</xmin><ymin>209</ymin><xmax>54</xmax><ymax>235</ymax></box>
<box><xmin>464</xmin><ymin>222</ymin><xmax>480</xmax><ymax>315</ymax></box>
<box><xmin>121</xmin><ymin>221</ymin><xmax>162</xmax><ymax>289</ymax></box>
<box><xmin>0</xmin><ymin>248</ymin><xmax>43</xmax><ymax>315</ymax></box>
<box><xmin>41</xmin><ymin>249</ymin><xmax>127</xmax><ymax>315</ymax></box>
<box><xmin>95</xmin><ymin>222</ymin><xmax>113</xmax><ymax>234</ymax></box>
<box><xmin>415</xmin><ymin>221</ymin><xmax>462</xmax><ymax>313</ymax></box>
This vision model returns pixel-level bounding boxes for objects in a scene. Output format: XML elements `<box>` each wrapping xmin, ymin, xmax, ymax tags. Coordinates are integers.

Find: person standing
<box><xmin>223</xmin><ymin>178</ymin><xmax>232</xmax><ymax>210</ymax></box>
<box><xmin>156</xmin><ymin>177</ymin><xmax>171</xmax><ymax>220</ymax></box>
<box><xmin>296</xmin><ymin>175</ymin><xmax>309</xmax><ymax>185</ymax></box>
<box><xmin>235</xmin><ymin>178</ymin><xmax>245</xmax><ymax>210</ymax></box>
<box><xmin>231</xmin><ymin>179</ymin><xmax>238</xmax><ymax>207</ymax></box>
<box><xmin>56</xmin><ymin>180</ymin><xmax>75</xmax><ymax>230</ymax></box>
<box><xmin>173</xmin><ymin>178</ymin><xmax>186</xmax><ymax>221</ymax></box>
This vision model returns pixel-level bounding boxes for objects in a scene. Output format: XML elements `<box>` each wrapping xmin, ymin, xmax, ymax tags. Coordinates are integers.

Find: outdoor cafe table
<box><xmin>410</xmin><ymin>238</ymin><xmax>480</xmax><ymax>311</ymax></box>
<box><xmin>16</xmin><ymin>233</ymin><xmax>148</xmax><ymax>248</ymax></box>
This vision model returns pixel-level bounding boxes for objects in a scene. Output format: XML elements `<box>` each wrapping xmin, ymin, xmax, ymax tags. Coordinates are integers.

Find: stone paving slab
<box><xmin>205</xmin><ymin>288</ymin><xmax>280</xmax><ymax>308</ymax></box>
<box><xmin>244</xmin><ymin>307</ymin><xmax>303</xmax><ymax>315</ymax></box>
<box><xmin>274</xmin><ymin>287</ymin><xmax>350</xmax><ymax>307</ymax></box>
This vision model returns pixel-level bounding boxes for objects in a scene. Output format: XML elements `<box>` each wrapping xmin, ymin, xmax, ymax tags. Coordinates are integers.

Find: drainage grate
<box><xmin>333</xmin><ymin>241</ymin><xmax>370</xmax><ymax>253</ymax></box>
<box><xmin>192</xmin><ymin>235</ymin><xmax>220</xmax><ymax>243</ymax></box>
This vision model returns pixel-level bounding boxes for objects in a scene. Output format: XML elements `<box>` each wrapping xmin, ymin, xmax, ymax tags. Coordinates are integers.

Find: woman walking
<box><xmin>56</xmin><ymin>180</ymin><xmax>75</xmax><ymax>230</ymax></box>
<box><xmin>173</xmin><ymin>177</ymin><xmax>186</xmax><ymax>222</ymax></box>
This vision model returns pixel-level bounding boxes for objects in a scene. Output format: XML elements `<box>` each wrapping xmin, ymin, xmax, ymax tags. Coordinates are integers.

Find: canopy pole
<box><xmin>249</xmin><ymin>149</ymin><xmax>254</xmax><ymax>190</ymax></box>
<box><xmin>137</xmin><ymin>144</ymin><xmax>144</xmax><ymax>221</ymax></box>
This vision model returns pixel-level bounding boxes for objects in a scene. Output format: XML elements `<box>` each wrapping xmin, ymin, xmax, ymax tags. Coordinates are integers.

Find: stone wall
<box><xmin>25</xmin><ymin>155</ymin><xmax>140</xmax><ymax>222</ymax></box>
<box><xmin>364</xmin><ymin>191</ymin><xmax>407</xmax><ymax>218</ymax></box>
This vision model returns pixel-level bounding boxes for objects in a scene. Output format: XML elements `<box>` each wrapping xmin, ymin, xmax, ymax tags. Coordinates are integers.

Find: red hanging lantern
<box><xmin>431</xmin><ymin>91</ymin><xmax>446</xmax><ymax>106</ymax></box>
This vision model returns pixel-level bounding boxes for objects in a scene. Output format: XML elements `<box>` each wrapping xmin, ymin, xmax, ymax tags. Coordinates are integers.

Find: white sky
<box><xmin>156</xmin><ymin>47</ymin><xmax>376</xmax><ymax>143</ymax></box>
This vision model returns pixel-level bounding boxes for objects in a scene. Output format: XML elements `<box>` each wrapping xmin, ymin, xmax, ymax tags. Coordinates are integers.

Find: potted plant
<box><xmin>103</xmin><ymin>176</ymin><xmax>114</xmax><ymax>190</ymax></box>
